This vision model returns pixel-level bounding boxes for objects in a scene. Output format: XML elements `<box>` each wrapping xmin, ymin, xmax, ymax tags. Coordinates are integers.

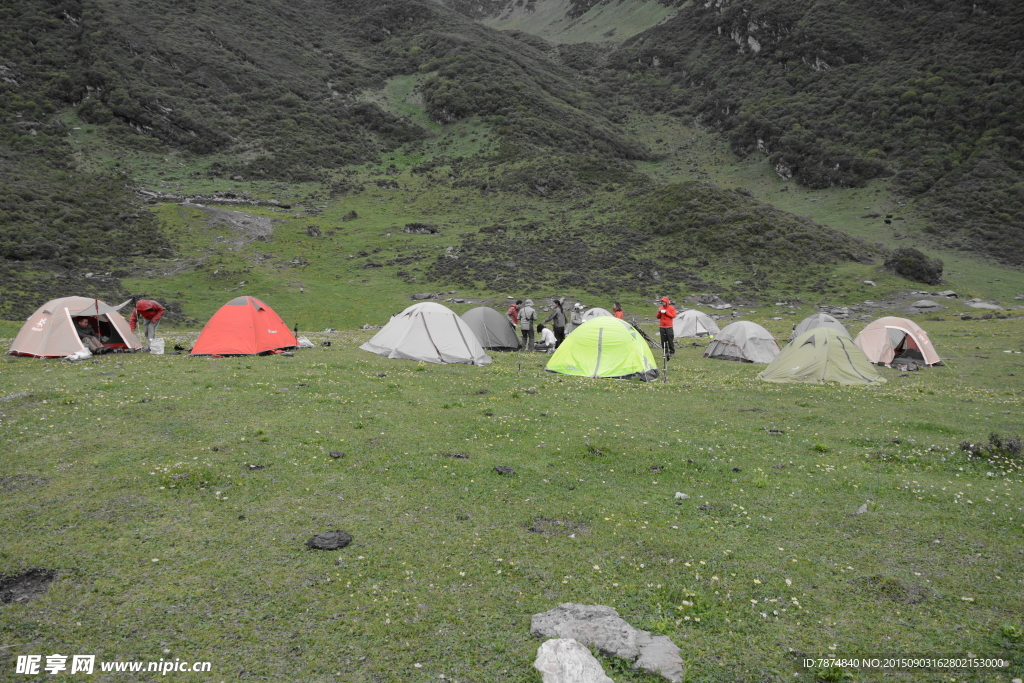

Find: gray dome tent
<box><xmin>461</xmin><ymin>306</ymin><xmax>520</xmax><ymax>350</ymax></box>
<box><xmin>673</xmin><ymin>309</ymin><xmax>720</xmax><ymax>338</ymax></box>
<box><xmin>581</xmin><ymin>307</ymin><xmax>614</xmax><ymax>321</ymax></box>
<box><xmin>789</xmin><ymin>313</ymin><xmax>850</xmax><ymax>341</ymax></box>
<box><xmin>703</xmin><ymin>321</ymin><xmax>780</xmax><ymax>364</ymax></box>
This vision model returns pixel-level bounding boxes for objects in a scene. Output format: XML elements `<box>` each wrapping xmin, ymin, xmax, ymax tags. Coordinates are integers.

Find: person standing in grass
<box><xmin>507</xmin><ymin>299</ymin><xmax>521</xmax><ymax>328</ymax></box>
<box><xmin>519</xmin><ymin>299</ymin><xmax>537</xmax><ymax>351</ymax></box>
<box><xmin>544</xmin><ymin>297</ymin><xmax>567</xmax><ymax>348</ymax></box>
<box><xmin>613</xmin><ymin>302</ymin><xmax>624</xmax><ymax>319</ymax></box>
<box><xmin>656</xmin><ymin>296</ymin><xmax>676</xmax><ymax>357</ymax></box>
<box><xmin>569</xmin><ymin>303</ymin><xmax>584</xmax><ymax>333</ymax></box>
<box><xmin>129</xmin><ymin>298</ymin><xmax>165</xmax><ymax>349</ymax></box>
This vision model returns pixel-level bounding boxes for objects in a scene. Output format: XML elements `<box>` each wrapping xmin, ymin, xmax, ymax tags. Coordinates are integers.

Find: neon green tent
<box><xmin>758</xmin><ymin>327</ymin><xmax>886</xmax><ymax>385</ymax></box>
<box><xmin>546</xmin><ymin>316</ymin><xmax>658</xmax><ymax>380</ymax></box>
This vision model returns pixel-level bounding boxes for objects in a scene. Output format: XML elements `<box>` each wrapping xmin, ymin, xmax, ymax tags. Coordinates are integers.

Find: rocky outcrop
<box><xmin>531</xmin><ymin>603</ymin><xmax>684</xmax><ymax>682</ymax></box>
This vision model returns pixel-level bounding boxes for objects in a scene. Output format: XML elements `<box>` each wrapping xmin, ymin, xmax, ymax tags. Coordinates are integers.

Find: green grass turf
<box><xmin>1</xmin><ymin>316</ymin><xmax>1022</xmax><ymax>682</ymax></box>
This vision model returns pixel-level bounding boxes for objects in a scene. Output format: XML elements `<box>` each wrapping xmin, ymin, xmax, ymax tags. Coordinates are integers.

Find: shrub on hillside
<box><xmin>884</xmin><ymin>247</ymin><xmax>943</xmax><ymax>285</ymax></box>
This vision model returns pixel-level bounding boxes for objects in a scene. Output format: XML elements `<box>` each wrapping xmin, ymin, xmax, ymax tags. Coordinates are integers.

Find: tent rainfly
<box><xmin>361</xmin><ymin>302</ymin><xmax>492</xmax><ymax>365</ymax></box>
<box><xmin>789</xmin><ymin>313</ymin><xmax>850</xmax><ymax>341</ymax></box>
<box><xmin>673</xmin><ymin>309</ymin><xmax>720</xmax><ymax>338</ymax></box>
<box><xmin>758</xmin><ymin>328</ymin><xmax>886</xmax><ymax>385</ymax></box>
<box><xmin>854</xmin><ymin>316</ymin><xmax>941</xmax><ymax>366</ymax></box>
<box><xmin>703</xmin><ymin>321</ymin><xmax>780</xmax><ymax>363</ymax></box>
<box><xmin>191</xmin><ymin>296</ymin><xmax>297</xmax><ymax>356</ymax></box>
<box><xmin>545</xmin><ymin>316</ymin><xmax>658</xmax><ymax>380</ymax></box>
<box><xmin>581</xmin><ymin>307</ymin><xmax>614</xmax><ymax>321</ymax></box>
<box><xmin>9</xmin><ymin>296</ymin><xmax>142</xmax><ymax>357</ymax></box>
<box><xmin>461</xmin><ymin>306</ymin><xmax>520</xmax><ymax>350</ymax></box>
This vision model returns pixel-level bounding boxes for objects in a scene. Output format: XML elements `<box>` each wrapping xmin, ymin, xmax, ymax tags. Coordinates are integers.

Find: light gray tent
<box><xmin>673</xmin><ymin>309</ymin><xmax>720</xmax><ymax>338</ymax></box>
<box><xmin>703</xmin><ymin>321</ymin><xmax>780</xmax><ymax>363</ymax></box>
<box><xmin>461</xmin><ymin>306</ymin><xmax>520</xmax><ymax>350</ymax></box>
<box><xmin>789</xmin><ymin>313</ymin><xmax>850</xmax><ymax>341</ymax></box>
<box><xmin>360</xmin><ymin>302</ymin><xmax>492</xmax><ymax>365</ymax></box>
<box><xmin>582</xmin><ymin>307</ymin><xmax>614</xmax><ymax>321</ymax></box>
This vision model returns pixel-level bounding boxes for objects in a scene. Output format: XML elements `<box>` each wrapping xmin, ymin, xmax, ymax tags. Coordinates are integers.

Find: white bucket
<box><xmin>149</xmin><ymin>338</ymin><xmax>165</xmax><ymax>355</ymax></box>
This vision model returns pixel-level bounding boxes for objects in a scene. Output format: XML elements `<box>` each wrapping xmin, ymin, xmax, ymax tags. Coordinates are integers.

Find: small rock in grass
<box><xmin>246</xmin><ymin>464</ymin><xmax>265</xmax><ymax>470</ymax></box>
<box><xmin>732</xmin><ymin>467</ymin><xmax>742</xmax><ymax>472</ymax></box>
<box><xmin>525</xmin><ymin>389</ymin><xmax>538</xmax><ymax>394</ymax></box>
<box><xmin>494</xmin><ymin>466</ymin><xmax>515</xmax><ymax>475</ymax></box>
<box><xmin>329</xmin><ymin>451</ymin><xmax>345</xmax><ymax>459</ymax></box>
<box><xmin>456</xmin><ymin>513</ymin><xmax>471</xmax><ymax>521</ymax></box>
<box><xmin>852</xmin><ymin>503</ymin><xmax>869</xmax><ymax>516</ymax></box>
<box><xmin>306</xmin><ymin>530</ymin><xmax>352</xmax><ymax>550</ymax></box>
<box><xmin>377</xmin><ymin>372</ymin><xmax>387</xmax><ymax>377</ymax></box>
<box><xmin>674</xmin><ymin>492</ymin><xmax>689</xmax><ymax>500</ymax></box>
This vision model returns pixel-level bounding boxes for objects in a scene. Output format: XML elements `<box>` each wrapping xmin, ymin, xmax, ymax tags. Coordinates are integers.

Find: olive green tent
<box><xmin>545</xmin><ymin>316</ymin><xmax>658</xmax><ymax>381</ymax></box>
<box><xmin>758</xmin><ymin>328</ymin><xmax>886</xmax><ymax>385</ymax></box>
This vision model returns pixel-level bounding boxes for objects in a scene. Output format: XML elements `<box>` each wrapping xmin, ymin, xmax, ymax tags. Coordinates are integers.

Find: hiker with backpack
<box><xmin>519</xmin><ymin>299</ymin><xmax>537</xmax><ymax>351</ymax></box>
<box><xmin>507</xmin><ymin>299</ymin><xmax>521</xmax><ymax>327</ymax></box>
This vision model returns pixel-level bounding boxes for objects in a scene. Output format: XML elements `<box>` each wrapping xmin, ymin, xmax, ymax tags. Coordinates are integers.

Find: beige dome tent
<box><xmin>674</xmin><ymin>309</ymin><xmax>720</xmax><ymax>337</ymax></box>
<box><xmin>854</xmin><ymin>316</ymin><xmax>941</xmax><ymax>366</ymax></box>
<box><xmin>703</xmin><ymin>321</ymin><xmax>779</xmax><ymax>363</ymax></box>
<box><xmin>759</xmin><ymin>328</ymin><xmax>886</xmax><ymax>385</ymax></box>
<box><xmin>789</xmin><ymin>313</ymin><xmax>850</xmax><ymax>341</ymax></box>
<box><xmin>9</xmin><ymin>296</ymin><xmax>142</xmax><ymax>357</ymax></box>
<box><xmin>360</xmin><ymin>302</ymin><xmax>492</xmax><ymax>365</ymax></box>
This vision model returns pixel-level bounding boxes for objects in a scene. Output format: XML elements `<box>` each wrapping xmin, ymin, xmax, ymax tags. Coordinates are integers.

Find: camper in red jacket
<box><xmin>129</xmin><ymin>299</ymin><xmax>165</xmax><ymax>348</ymax></box>
<box><xmin>656</xmin><ymin>296</ymin><xmax>676</xmax><ymax>357</ymax></box>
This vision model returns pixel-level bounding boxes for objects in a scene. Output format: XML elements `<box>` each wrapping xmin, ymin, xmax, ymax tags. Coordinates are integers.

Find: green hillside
<box><xmin>602</xmin><ymin>0</ymin><xmax>1024</xmax><ymax>265</ymax></box>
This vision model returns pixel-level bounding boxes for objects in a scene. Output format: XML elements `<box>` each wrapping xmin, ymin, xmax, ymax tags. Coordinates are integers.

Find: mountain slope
<box><xmin>600</xmin><ymin>0</ymin><xmax>1024</xmax><ymax>264</ymax></box>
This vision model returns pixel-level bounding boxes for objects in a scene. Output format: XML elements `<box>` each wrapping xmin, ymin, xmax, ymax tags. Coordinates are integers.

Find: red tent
<box><xmin>191</xmin><ymin>296</ymin><xmax>297</xmax><ymax>356</ymax></box>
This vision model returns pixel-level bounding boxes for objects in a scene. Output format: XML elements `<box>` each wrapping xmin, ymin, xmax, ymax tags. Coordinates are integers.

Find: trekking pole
<box><xmin>662</xmin><ymin>340</ymin><xmax>670</xmax><ymax>383</ymax></box>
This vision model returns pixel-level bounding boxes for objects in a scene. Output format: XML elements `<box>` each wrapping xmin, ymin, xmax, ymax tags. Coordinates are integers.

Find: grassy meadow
<box><xmin>2</xmin><ymin>313</ymin><xmax>1023</xmax><ymax>682</ymax></box>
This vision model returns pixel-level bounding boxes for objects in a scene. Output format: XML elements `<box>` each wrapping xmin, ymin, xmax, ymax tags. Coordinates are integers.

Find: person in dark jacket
<box><xmin>544</xmin><ymin>298</ymin><xmax>567</xmax><ymax>347</ymax></box>
<box><xmin>75</xmin><ymin>317</ymin><xmax>107</xmax><ymax>353</ymax></box>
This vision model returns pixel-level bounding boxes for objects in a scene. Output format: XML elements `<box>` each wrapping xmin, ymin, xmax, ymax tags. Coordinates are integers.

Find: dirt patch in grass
<box><xmin>0</xmin><ymin>474</ymin><xmax>47</xmax><ymax>493</ymax></box>
<box><xmin>853</xmin><ymin>575</ymin><xmax>936</xmax><ymax>604</ymax></box>
<box><xmin>0</xmin><ymin>568</ymin><xmax>57</xmax><ymax>605</ymax></box>
<box><xmin>528</xmin><ymin>518</ymin><xmax>588</xmax><ymax>536</ymax></box>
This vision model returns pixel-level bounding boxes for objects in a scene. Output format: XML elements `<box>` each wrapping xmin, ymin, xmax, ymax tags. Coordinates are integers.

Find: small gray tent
<box><xmin>789</xmin><ymin>313</ymin><xmax>850</xmax><ymax>341</ymax></box>
<box><xmin>703</xmin><ymin>321</ymin><xmax>780</xmax><ymax>363</ymax></box>
<box><xmin>461</xmin><ymin>306</ymin><xmax>520</xmax><ymax>350</ymax></box>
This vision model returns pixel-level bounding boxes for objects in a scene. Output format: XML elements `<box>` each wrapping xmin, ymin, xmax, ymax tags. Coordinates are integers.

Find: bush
<box><xmin>884</xmin><ymin>247</ymin><xmax>943</xmax><ymax>285</ymax></box>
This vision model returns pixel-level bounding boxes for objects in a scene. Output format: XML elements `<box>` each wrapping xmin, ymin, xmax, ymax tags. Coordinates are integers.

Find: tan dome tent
<box><xmin>673</xmin><ymin>309</ymin><xmax>720</xmax><ymax>338</ymax></box>
<box><xmin>9</xmin><ymin>297</ymin><xmax>142</xmax><ymax>357</ymax></box>
<box><xmin>361</xmin><ymin>302</ymin><xmax>492</xmax><ymax>365</ymax></box>
<box><xmin>461</xmin><ymin>306</ymin><xmax>520</xmax><ymax>350</ymax></box>
<box><xmin>789</xmin><ymin>313</ymin><xmax>850</xmax><ymax>341</ymax></box>
<box><xmin>581</xmin><ymin>307</ymin><xmax>614</xmax><ymax>321</ymax></box>
<box><xmin>854</xmin><ymin>316</ymin><xmax>941</xmax><ymax>366</ymax></box>
<box><xmin>703</xmin><ymin>321</ymin><xmax>780</xmax><ymax>363</ymax></box>
<box><xmin>759</xmin><ymin>328</ymin><xmax>886</xmax><ymax>385</ymax></box>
